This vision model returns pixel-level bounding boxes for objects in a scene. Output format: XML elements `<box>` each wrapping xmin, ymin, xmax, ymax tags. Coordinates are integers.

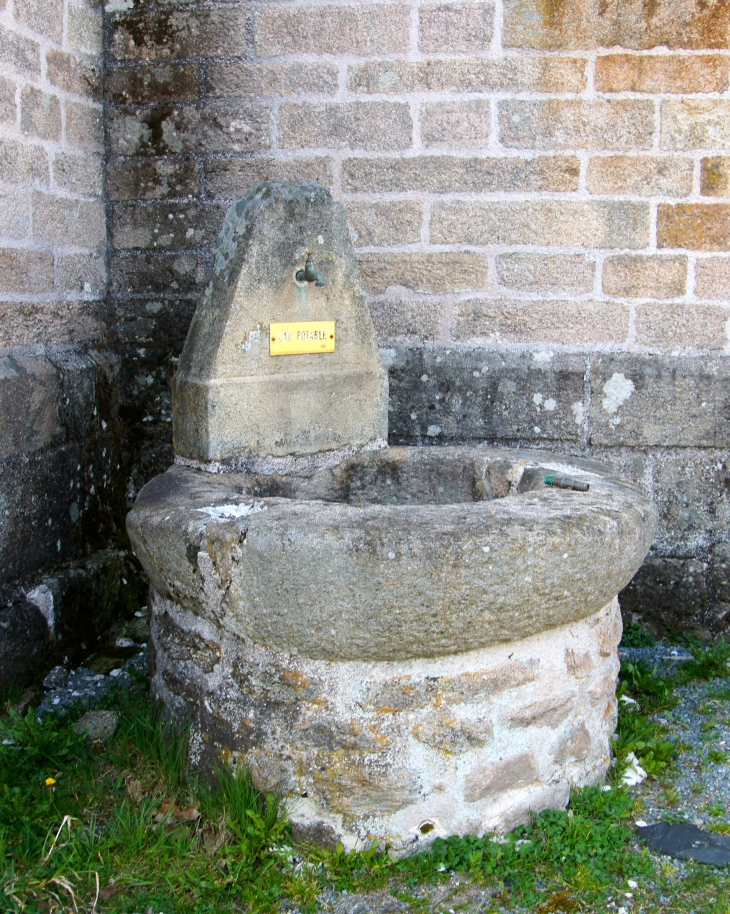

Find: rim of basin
<box><xmin>127</xmin><ymin>448</ymin><xmax>658</xmax><ymax>661</ymax></box>
<box><xmin>215</xmin><ymin>446</ymin><xmax>637</xmax><ymax>507</ymax></box>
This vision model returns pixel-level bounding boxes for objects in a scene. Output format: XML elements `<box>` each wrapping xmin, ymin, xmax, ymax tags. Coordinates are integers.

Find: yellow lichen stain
<box><xmin>412</xmin><ymin>718</ymin><xmax>456</xmax><ymax>735</ymax></box>
<box><xmin>700</xmin><ymin>158</ymin><xmax>730</xmax><ymax>196</ymax></box>
<box><xmin>282</xmin><ymin>669</ymin><xmax>309</xmax><ymax>690</ymax></box>
<box><xmin>306</xmin><ymin>750</ymin><xmax>416</xmax><ymax>816</ymax></box>
<box><xmin>392</xmin><ymin>679</ymin><xmax>416</xmax><ymax>699</ymax></box>
<box><xmin>376</xmin><ymin>706</ymin><xmax>401</xmax><ymax>714</ymax></box>
<box><xmin>691</xmin><ymin>0</ymin><xmax>730</xmax><ymax>50</ymax></box>
<box><xmin>411</xmin><ymin>719</ymin><xmax>458</xmax><ymax>754</ymax></box>
<box><xmin>533</xmin><ymin>0</ymin><xmax>730</xmax><ymax>50</ymax></box>
<box><xmin>366</xmin><ymin>725</ymin><xmax>390</xmax><ymax>748</ymax></box>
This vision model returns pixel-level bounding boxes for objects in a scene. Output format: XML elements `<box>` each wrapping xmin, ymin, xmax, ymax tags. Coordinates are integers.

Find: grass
<box><xmin>677</xmin><ymin>640</ymin><xmax>730</xmax><ymax>683</ymax></box>
<box><xmin>0</xmin><ymin>687</ymin><xmax>293</xmax><ymax>913</ymax></box>
<box><xmin>4</xmin><ymin>635</ymin><xmax>730</xmax><ymax>912</ymax></box>
<box><xmin>618</xmin><ymin>659</ymin><xmax>677</xmax><ymax>714</ymax></box>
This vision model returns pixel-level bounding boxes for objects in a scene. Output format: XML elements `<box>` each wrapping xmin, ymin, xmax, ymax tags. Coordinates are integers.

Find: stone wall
<box><xmin>0</xmin><ymin>0</ymin><xmax>108</xmax><ymax>560</ymax></box>
<box><xmin>104</xmin><ymin>0</ymin><xmax>730</xmax><ymax>636</ymax></box>
<box><xmin>0</xmin><ymin>0</ymin><xmax>132</xmax><ymax>690</ymax></box>
<box><xmin>0</xmin><ymin>345</ymin><xmax>135</xmax><ymax>690</ymax></box>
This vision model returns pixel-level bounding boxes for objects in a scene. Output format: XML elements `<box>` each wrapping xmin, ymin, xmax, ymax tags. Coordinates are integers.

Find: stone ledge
<box><xmin>0</xmin><ymin>346</ymin><xmax>121</xmax><ymax>586</ymax></box>
<box><xmin>127</xmin><ymin>453</ymin><xmax>655</xmax><ymax>661</ymax></box>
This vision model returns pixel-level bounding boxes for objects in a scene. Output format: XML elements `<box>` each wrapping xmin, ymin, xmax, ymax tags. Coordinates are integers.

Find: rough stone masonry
<box><xmin>1</xmin><ymin>0</ymin><xmax>730</xmax><ymax>688</ymax></box>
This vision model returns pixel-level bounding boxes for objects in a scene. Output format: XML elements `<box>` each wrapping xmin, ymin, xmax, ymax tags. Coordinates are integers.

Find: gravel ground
<box><xmin>35</xmin><ymin>648</ymin><xmax>148</xmax><ymax>719</ymax></box>
<box><xmin>34</xmin><ymin>607</ymin><xmax>151</xmax><ymax>718</ymax></box>
<box><xmin>620</xmin><ymin>644</ymin><xmax>730</xmax><ymax>834</ymax></box>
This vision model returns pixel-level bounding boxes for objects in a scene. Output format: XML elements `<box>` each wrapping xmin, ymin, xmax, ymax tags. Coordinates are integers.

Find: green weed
<box><xmin>0</xmin><ymin>689</ymin><xmax>293</xmax><ymax>914</ymax></box>
<box><xmin>708</xmin><ymin>685</ymin><xmax>730</xmax><ymax>702</ymax></box>
<box><xmin>94</xmin><ymin>681</ymin><xmax>191</xmax><ymax>788</ymax></box>
<box><xmin>613</xmin><ymin>703</ymin><xmax>676</xmax><ymax>779</ymax></box>
<box><xmin>304</xmin><ymin>786</ymin><xmax>652</xmax><ymax>911</ymax></box>
<box><xmin>0</xmin><ymin>682</ymin><xmax>27</xmax><ymax>712</ymax></box>
<box><xmin>678</xmin><ymin>640</ymin><xmax>730</xmax><ymax>682</ymax></box>
<box><xmin>613</xmin><ymin>662</ymin><xmax>678</xmax><ymax>782</ymax></box>
<box><xmin>618</xmin><ymin>660</ymin><xmax>676</xmax><ymax>713</ymax></box>
<box><xmin>407</xmin><ymin>786</ymin><xmax>651</xmax><ymax>908</ymax></box>
<box><xmin>613</xmin><ymin>659</ymin><xmax>677</xmax><ymax>781</ymax></box>
<box><xmin>621</xmin><ymin>622</ymin><xmax>657</xmax><ymax>648</ymax></box>
<box><xmin>197</xmin><ymin>763</ymin><xmax>289</xmax><ymax>867</ymax></box>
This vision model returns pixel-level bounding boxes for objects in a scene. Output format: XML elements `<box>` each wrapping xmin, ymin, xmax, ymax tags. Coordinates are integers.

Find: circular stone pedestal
<box><xmin>150</xmin><ymin>590</ymin><xmax>622</xmax><ymax>853</ymax></box>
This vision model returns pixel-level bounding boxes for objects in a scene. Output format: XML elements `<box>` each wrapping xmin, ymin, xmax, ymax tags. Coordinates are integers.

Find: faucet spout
<box><xmin>296</xmin><ymin>252</ymin><xmax>325</xmax><ymax>287</ymax></box>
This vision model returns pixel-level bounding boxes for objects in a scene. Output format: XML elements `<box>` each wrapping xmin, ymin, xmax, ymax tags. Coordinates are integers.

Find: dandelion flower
<box><xmin>45</xmin><ymin>777</ymin><xmax>56</xmax><ymax>786</ymax></box>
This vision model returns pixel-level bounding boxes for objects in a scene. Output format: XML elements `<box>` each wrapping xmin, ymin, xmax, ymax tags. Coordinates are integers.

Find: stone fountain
<box><xmin>127</xmin><ymin>182</ymin><xmax>657</xmax><ymax>852</ymax></box>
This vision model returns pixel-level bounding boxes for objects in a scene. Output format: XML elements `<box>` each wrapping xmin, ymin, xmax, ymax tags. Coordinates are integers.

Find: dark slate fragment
<box><xmin>43</xmin><ymin>665</ymin><xmax>70</xmax><ymax>689</ymax></box>
<box><xmin>639</xmin><ymin>822</ymin><xmax>730</xmax><ymax>866</ymax></box>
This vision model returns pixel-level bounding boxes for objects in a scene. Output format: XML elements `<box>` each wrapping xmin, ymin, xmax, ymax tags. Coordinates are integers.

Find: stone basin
<box><xmin>128</xmin><ymin>445</ymin><xmax>655</xmax><ymax>663</ymax></box>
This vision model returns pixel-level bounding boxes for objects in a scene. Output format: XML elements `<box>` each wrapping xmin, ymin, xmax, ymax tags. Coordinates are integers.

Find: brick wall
<box><xmin>0</xmin><ymin>0</ymin><xmax>105</xmax><ymax>347</ymax></box>
<box><xmin>102</xmin><ymin>0</ymin><xmax>728</xmax><ymax>634</ymax></box>
<box><xmin>107</xmin><ymin>0</ymin><xmax>730</xmax><ymax>349</ymax></box>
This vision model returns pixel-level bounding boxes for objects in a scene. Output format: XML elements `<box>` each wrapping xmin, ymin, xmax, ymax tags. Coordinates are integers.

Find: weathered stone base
<box><xmin>150</xmin><ymin>590</ymin><xmax>621</xmax><ymax>853</ymax></box>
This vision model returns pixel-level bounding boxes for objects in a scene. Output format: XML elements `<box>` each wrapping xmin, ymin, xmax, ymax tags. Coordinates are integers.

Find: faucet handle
<box><xmin>296</xmin><ymin>252</ymin><xmax>325</xmax><ymax>287</ymax></box>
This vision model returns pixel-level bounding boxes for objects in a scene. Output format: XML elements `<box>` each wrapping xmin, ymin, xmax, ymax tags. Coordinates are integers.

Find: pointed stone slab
<box><xmin>173</xmin><ymin>182</ymin><xmax>388</xmax><ymax>463</ymax></box>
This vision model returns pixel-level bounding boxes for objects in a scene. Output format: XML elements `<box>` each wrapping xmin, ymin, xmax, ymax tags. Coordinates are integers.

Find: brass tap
<box><xmin>295</xmin><ymin>251</ymin><xmax>325</xmax><ymax>287</ymax></box>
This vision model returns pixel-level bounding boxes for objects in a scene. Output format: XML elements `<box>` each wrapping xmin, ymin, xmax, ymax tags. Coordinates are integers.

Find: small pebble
<box><xmin>43</xmin><ymin>666</ymin><xmax>70</xmax><ymax>690</ymax></box>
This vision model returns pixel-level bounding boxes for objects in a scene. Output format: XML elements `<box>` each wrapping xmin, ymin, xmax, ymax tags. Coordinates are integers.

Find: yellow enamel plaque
<box><xmin>269</xmin><ymin>321</ymin><xmax>336</xmax><ymax>356</ymax></box>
